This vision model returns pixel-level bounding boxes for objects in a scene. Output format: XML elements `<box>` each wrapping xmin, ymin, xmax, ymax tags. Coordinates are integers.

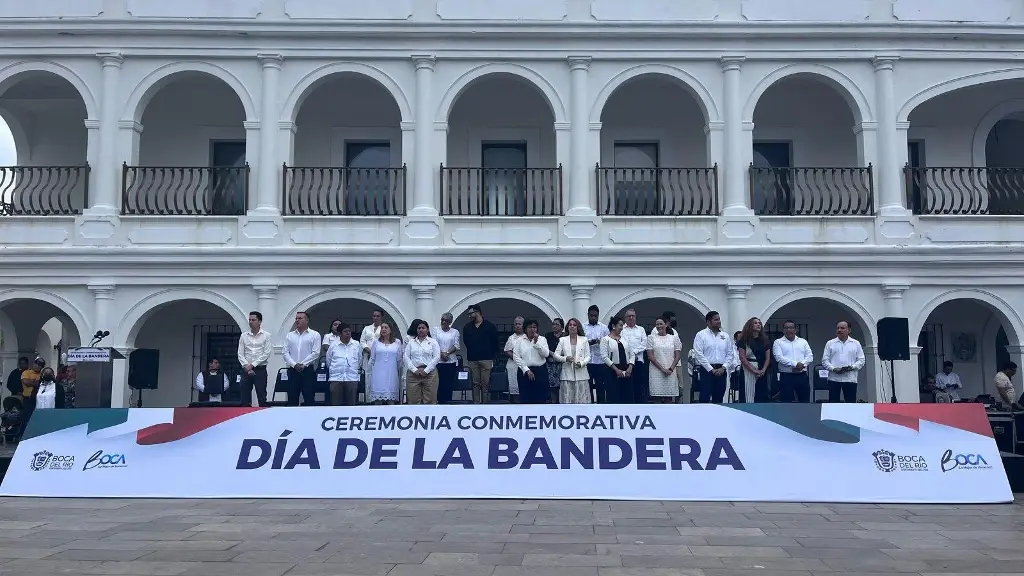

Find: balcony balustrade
<box><xmin>282</xmin><ymin>165</ymin><xmax>407</xmax><ymax>216</ymax></box>
<box><xmin>905</xmin><ymin>166</ymin><xmax>1024</xmax><ymax>216</ymax></box>
<box><xmin>750</xmin><ymin>166</ymin><xmax>874</xmax><ymax>216</ymax></box>
<box><xmin>596</xmin><ymin>165</ymin><xmax>718</xmax><ymax>216</ymax></box>
<box><xmin>121</xmin><ymin>164</ymin><xmax>250</xmax><ymax>216</ymax></box>
<box><xmin>0</xmin><ymin>166</ymin><xmax>90</xmax><ymax>216</ymax></box>
<box><xmin>440</xmin><ymin>165</ymin><xmax>563</xmax><ymax>216</ymax></box>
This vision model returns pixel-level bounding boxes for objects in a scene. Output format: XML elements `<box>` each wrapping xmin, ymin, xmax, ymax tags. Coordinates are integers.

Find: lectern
<box><xmin>67</xmin><ymin>347</ymin><xmax>125</xmax><ymax>408</ymax></box>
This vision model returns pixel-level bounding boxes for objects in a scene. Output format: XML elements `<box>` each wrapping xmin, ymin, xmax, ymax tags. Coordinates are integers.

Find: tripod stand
<box><xmin>887</xmin><ymin>359</ymin><xmax>898</xmax><ymax>404</ymax></box>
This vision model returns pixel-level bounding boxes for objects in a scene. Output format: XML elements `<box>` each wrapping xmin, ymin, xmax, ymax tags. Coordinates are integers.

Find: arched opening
<box><xmin>598</xmin><ymin>74</ymin><xmax>715</xmax><ymax>216</ymax></box>
<box><xmin>303</xmin><ymin>298</ymin><xmax>401</xmax><ymax>343</ymax></box>
<box><xmin>0</xmin><ymin>297</ymin><xmax>84</xmax><ymax>410</ymax></box>
<box><xmin>905</xmin><ymin>78</ymin><xmax>1024</xmax><ymax>215</ymax></box>
<box><xmin>128</xmin><ymin>299</ymin><xmax>243</xmax><ymax>408</ymax></box>
<box><xmin>764</xmin><ymin>297</ymin><xmax>877</xmax><ymax>402</ymax></box>
<box><xmin>750</xmin><ymin>74</ymin><xmax>869</xmax><ymax>216</ymax></box>
<box><xmin>0</xmin><ymin>71</ymin><xmax>89</xmax><ymax>215</ymax></box>
<box><xmin>287</xmin><ymin>73</ymin><xmax>405</xmax><ymax>216</ymax></box>
<box><xmin>444</xmin><ymin>73</ymin><xmax>560</xmax><ymax>216</ymax></box>
<box><xmin>916</xmin><ymin>297</ymin><xmax>1021</xmax><ymax>401</ymax></box>
<box><xmin>126</xmin><ymin>71</ymin><xmax>249</xmax><ymax>216</ymax></box>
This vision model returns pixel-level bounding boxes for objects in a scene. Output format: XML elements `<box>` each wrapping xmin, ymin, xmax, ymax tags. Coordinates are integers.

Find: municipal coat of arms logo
<box><xmin>872</xmin><ymin>449</ymin><xmax>896</xmax><ymax>473</ymax></box>
<box><xmin>30</xmin><ymin>451</ymin><xmax>53</xmax><ymax>472</ymax></box>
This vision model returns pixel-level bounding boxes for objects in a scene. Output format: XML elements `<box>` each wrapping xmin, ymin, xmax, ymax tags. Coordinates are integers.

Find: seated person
<box><xmin>194</xmin><ymin>358</ymin><xmax>230</xmax><ymax>403</ymax></box>
<box><xmin>934</xmin><ymin>361</ymin><xmax>963</xmax><ymax>401</ymax></box>
<box><xmin>0</xmin><ymin>396</ymin><xmax>21</xmax><ymax>441</ymax></box>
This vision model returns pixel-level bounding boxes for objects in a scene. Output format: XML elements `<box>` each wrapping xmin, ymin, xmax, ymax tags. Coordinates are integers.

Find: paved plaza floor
<box><xmin>0</xmin><ymin>496</ymin><xmax>1021</xmax><ymax>576</ymax></box>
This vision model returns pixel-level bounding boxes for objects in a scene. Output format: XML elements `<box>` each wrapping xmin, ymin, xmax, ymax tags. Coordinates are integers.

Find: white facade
<box><xmin>2</xmin><ymin>0</ymin><xmax>1024</xmax><ymax>408</ymax></box>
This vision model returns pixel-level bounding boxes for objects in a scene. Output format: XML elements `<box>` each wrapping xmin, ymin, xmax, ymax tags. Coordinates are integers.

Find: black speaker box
<box><xmin>128</xmin><ymin>349</ymin><xmax>160</xmax><ymax>390</ymax></box>
<box><xmin>877</xmin><ymin>317</ymin><xmax>910</xmax><ymax>361</ymax></box>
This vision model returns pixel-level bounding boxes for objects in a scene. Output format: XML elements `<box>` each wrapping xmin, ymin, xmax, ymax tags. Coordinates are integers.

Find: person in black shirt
<box><xmin>737</xmin><ymin>317</ymin><xmax>772</xmax><ymax>403</ymax></box>
<box><xmin>6</xmin><ymin>357</ymin><xmax>28</xmax><ymax>397</ymax></box>
<box><xmin>462</xmin><ymin>303</ymin><xmax>500</xmax><ymax>404</ymax></box>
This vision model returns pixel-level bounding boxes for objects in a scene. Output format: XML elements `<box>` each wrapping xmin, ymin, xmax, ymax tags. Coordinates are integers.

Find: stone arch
<box><xmin>279</xmin><ymin>289</ymin><xmax>408</xmax><ymax>341</ymax></box>
<box><xmin>122</xmin><ymin>61</ymin><xmax>258</xmax><ymax>123</ymax></box>
<box><xmin>911</xmin><ymin>289</ymin><xmax>1024</xmax><ymax>345</ymax></box>
<box><xmin>898</xmin><ymin>67</ymin><xmax>1024</xmax><ymax>123</ymax></box>
<box><xmin>743</xmin><ymin>64</ymin><xmax>872</xmax><ymax>124</ymax></box>
<box><xmin>602</xmin><ymin>288</ymin><xmax>712</xmax><ymax>322</ymax></box>
<box><xmin>970</xmin><ymin>99</ymin><xmax>1024</xmax><ymax>167</ymax></box>
<box><xmin>444</xmin><ymin>288</ymin><xmax>562</xmax><ymax>324</ymax></box>
<box><xmin>0</xmin><ymin>289</ymin><xmax>92</xmax><ymax>346</ymax></box>
<box><xmin>759</xmin><ymin>288</ymin><xmax>877</xmax><ymax>344</ymax></box>
<box><xmin>117</xmin><ymin>289</ymin><xmax>248</xmax><ymax>347</ymax></box>
<box><xmin>590</xmin><ymin>64</ymin><xmax>720</xmax><ymax>124</ymax></box>
<box><xmin>0</xmin><ymin>61</ymin><xmax>99</xmax><ymax>119</ymax></box>
<box><xmin>281</xmin><ymin>61</ymin><xmax>412</xmax><ymax>124</ymax></box>
<box><xmin>436</xmin><ymin>63</ymin><xmax>568</xmax><ymax>124</ymax></box>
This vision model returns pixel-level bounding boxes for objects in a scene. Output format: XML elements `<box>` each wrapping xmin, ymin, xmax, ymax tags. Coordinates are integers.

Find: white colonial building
<box><xmin>1</xmin><ymin>0</ymin><xmax>1023</xmax><ymax>407</ymax></box>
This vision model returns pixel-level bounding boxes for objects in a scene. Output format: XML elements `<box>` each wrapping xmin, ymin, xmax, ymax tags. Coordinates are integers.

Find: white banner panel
<box><xmin>0</xmin><ymin>403</ymin><xmax>1012</xmax><ymax>503</ymax></box>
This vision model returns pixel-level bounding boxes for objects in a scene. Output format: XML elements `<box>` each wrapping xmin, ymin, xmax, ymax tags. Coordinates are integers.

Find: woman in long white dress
<box><xmin>553</xmin><ymin>318</ymin><xmax>591</xmax><ymax>404</ymax></box>
<box><xmin>647</xmin><ymin>318</ymin><xmax>682</xmax><ymax>403</ymax></box>
<box><xmin>368</xmin><ymin>323</ymin><xmax>403</xmax><ymax>404</ymax></box>
<box><xmin>504</xmin><ymin>316</ymin><xmax>525</xmax><ymax>403</ymax></box>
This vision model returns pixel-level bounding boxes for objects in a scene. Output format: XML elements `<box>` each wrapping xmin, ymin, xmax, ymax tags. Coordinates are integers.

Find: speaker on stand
<box><xmin>128</xmin><ymin>349</ymin><xmax>160</xmax><ymax>407</ymax></box>
<box><xmin>876</xmin><ymin>317</ymin><xmax>910</xmax><ymax>403</ymax></box>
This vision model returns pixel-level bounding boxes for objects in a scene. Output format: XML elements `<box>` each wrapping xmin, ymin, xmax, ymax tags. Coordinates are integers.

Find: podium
<box><xmin>67</xmin><ymin>347</ymin><xmax>125</xmax><ymax>408</ymax></box>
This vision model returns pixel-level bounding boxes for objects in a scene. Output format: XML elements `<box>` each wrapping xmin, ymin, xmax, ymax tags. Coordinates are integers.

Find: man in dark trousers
<box><xmin>6</xmin><ymin>357</ymin><xmax>28</xmax><ymax>398</ymax></box>
<box><xmin>462</xmin><ymin>304</ymin><xmax>500</xmax><ymax>404</ymax></box>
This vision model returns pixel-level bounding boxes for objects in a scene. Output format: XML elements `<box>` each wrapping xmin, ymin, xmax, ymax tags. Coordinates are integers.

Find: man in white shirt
<box><xmin>772</xmin><ymin>320</ymin><xmax>814</xmax><ymax>403</ymax></box>
<box><xmin>325</xmin><ymin>323</ymin><xmax>362</xmax><ymax>406</ymax></box>
<box><xmin>584</xmin><ymin>305</ymin><xmax>610</xmax><ymax>403</ymax></box>
<box><xmin>237</xmin><ymin>310</ymin><xmax>272</xmax><ymax>407</ymax></box>
<box><xmin>195</xmin><ymin>358</ymin><xmax>230</xmax><ymax>404</ymax></box>
<box><xmin>431</xmin><ymin>312</ymin><xmax>461</xmax><ymax>405</ymax></box>
<box><xmin>934</xmin><ymin>361</ymin><xmax>963</xmax><ymax>401</ymax></box>
<box><xmin>283</xmin><ymin>311</ymin><xmax>321</xmax><ymax>406</ymax></box>
<box><xmin>405</xmin><ymin>321</ymin><xmax>441</xmax><ymax>404</ymax></box>
<box><xmin>513</xmin><ymin>319</ymin><xmax>552</xmax><ymax>404</ymax></box>
<box><xmin>821</xmin><ymin>320</ymin><xmax>866</xmax><ymax>403</ymax></box>
<box><xmin>994</xmin><ymin>361</ymin><xmax>1018</xmax><ymax>408</ymax></box>
<box><xmin>359</xmin><ymin>309</ymin><xmax>385</xmax><ymax>394</ymax></box>
<box><xmin>621</xmin><ymin>309</ymin><xmax>648</xmax><ymax>404</ymax></box>
<box><xmin>692</xmin><ymin>311</ymin><xmax>737</xmax><ymax>403</ymax></box>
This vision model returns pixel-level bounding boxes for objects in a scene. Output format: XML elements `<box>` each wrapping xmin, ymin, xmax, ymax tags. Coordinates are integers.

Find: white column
<box><xmin>882</xmin><ymin>281</ymin><xmax>909</xmax><ymax>319</ymax></box>
<box><xmin>253</xmin><ymin>282</ymin><xmax>279</xmax><ymax>329</ymax></box>
<box><xmin>568</xmin><ymin>56</ymin><xmax>592</xmax><ymax>216</ymax></box>
<box><xmin>721</xmin><ymin>56</ymin><xmax>748</xmax><ymax>215</ymax></box>
<box><xmin>412</xmin><ymin>282</ymin><xmax>436</xmax><ymax>324</ymax></box>
<box><xmin>411</xmin><ymin>55</ymin><xmax>437</xmax><ymax>216</ymax></box>
<box><xmin>725</xmin><ymin>282</ymin><xmax>751</xmax><ymax>333</ymax></box>
<box><xmin>570</xmin><ymin>283</ymin><xmax>594</xmax><ymax>323</ymax></box>
<box><xmin>880</xmin><ymin>282</ymin><xmax>918</xmax><ymax>403</ymax></box>
<box><xmin>88</xmin><ymin>281</ymin><xmax>116</xmax><ymax>337</ymax></box>
<box><xmin>89</xmin><ymin>52</ymin><xmax>123</xmax><ymax>214</ymax></box>
<box><xmin>872</xmin><ymin>56</ymin><xmax>905</xmax><ymax>216</ymax></box>
<box><xmin>254</xmin><ymin>54</ymin><xmax>283</xmax><ymax>214</ymax></box>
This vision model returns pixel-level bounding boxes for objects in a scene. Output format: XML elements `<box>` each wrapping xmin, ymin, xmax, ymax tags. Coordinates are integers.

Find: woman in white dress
<box><xmin>504</xmin><ymin>316</ymin><xmax>525</xmax><ymax>403</ymax></box>
<box><xmin>647</xmin><ymin>317</ymin><xmax>682</xmax><ymax>403</ymax></box>
<box><xmin>553</xmin><ymin>318</ymin><xmax>591</xmax><ymax>404</ymax></box>
<box><xmin>34</xmin><ymin>367</ymin><xmax>65</xmax><ymax>410</ymax></box>
<box><xmin>368</xmin><ymin>323</ymin><xmax>403</xmax><ymax>404</ymax></box>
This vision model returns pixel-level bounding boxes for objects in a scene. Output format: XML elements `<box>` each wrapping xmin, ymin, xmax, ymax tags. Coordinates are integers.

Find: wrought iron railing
<box><xmin>904</xmin><ymin>166</ymin><xmax>1024</xmax><ymax>215</ymax></box>
<box><xmin>596</xmin><ymin>165</ymin><xmax>718</xmax><ymax>216</ymax></box>
<box><xmin>750</xmin><ymin>165</ymin><xmax>874</xmax><ymax>216</ymax></box>
<box><xmin>282</xmin><ymin>165</ymin><xmax>406</xmax><ymax>216</ymax></box>
<box><xmin>440</xmin><ymin>165</ymin><xmax>563</xmax><ymax>216</ymax></box>
<box><xmin>121</xmin><ymin>164</ymin><xmax>249</xmax><ymax>216</ymax></box>
<box><xmin>0</xmin><ymin>165</ymin><xmax>90</xmax><ymax>216</ymax></box>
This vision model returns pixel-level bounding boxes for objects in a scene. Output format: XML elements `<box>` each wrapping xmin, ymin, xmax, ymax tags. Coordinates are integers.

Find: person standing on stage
<box><xmin>585</xmin><ymin>305</ymin><xmax>610</xmax><ymax>403</ymax></box>
<box><xmin>513</xmin><ymin>319</ymin><xmax>551</xmax><ymax>405</ymax></box>
<box><xmin>194</xmin><ymin>358</ymin><xmax>230</xmax><ymax>403</ymax></box>
<box><xmin>359</xmin><ymin>310</ymin><xmax>384</xmax><ymax>392</ymax></box>
<box><xmin>692</xmin><ymin>311</ymin><xmax>736</xmax><ymax>404</ymax></box>
<box><xmin>504</xmin><ymin>317</ymin><xmax>526</xmax><ymax>403</ymax></box>
<box><xmin>283</xmin><ymin>311</ymin><xmax>321</xmax><ymax>406</ymax></box>
<box><xmin>322</xmin><ymin>318</ymin><xmax>343</xmax><ymax>355</ymax></box>
<box><xmin>554</xmin><ymin>318</ymin><xmax>591</xmax><ymax>404</ymax></box>
<box><xmin>325</xmin><ymin>323</ymin><xmax>362</xmax><ymax>406</ymax></box>
<box><xmin>599</xmin><ymin>316</ymin><xmax>634</xmax><ymax>403</ymax></box>
<box><xmin>621</xmin><ymin>309</ymin><xmax>648</xmax><ymax>404</ymax></box>
<box><xmin>405</xmin><ymin>320</ymin><xmax>441</xmax><ymax>405</ymax></box>
<box><xmin>368</xmin><ymin>323</ymin><xmax>403</xmax><ymax>404</ymax></box>
<box><xmin>238</xmin><ymin>311</ymin><xmax>272</xmax><ymax>407</ymax></box>
<box><xmin>772</xmin><ymin>320</ymin><xmax>813</xmax><ymax>403</ymax></box>
<box><xmin>994</xmin><ymin>361</ymin><xmax>1018</xmax><ymax>408</ymax></box>
<box><xmin>736</xmin><ymin>317</ymin><xmax>771</xmax><ymax>403</ymax></box>
<box><xmin>432</xmin><ymin>312</ymin><xmax>460</xmax><ymax>405</ymax></box>
<box><xmin>544</xmin><ymin>318</ymin><xmax>564</xmax><ymax>404</ymax></box>
<box><xmin>821</xmin><ymin>320</ymin><xmax>866</xmax><ymax>403</ymax></box>
<box><xmin>462</xmin><ymin>304</ymin><xmax>500</xmax><ymax>404</ymax></box>
<box><xmin>647</xmin><ymin>317</ymin><xmax>682</xmax><ymax>403</ymax></box>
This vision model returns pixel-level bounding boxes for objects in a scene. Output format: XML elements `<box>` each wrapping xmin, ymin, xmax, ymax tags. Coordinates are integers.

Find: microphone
<box><xmin>90</xmin><ymin>330</ymin><xmax>111</xmax><ymax>346</ymax></box>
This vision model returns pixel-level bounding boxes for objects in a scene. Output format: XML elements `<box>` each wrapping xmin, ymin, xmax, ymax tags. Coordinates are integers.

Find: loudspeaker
<box><xmin>877</xmin><ymin>317</ymin><xmax>910</xmax><ymax>361</ymax></box>
<box><xmin>128</xmin><ymin>349</ymin><xmax>160</xmax><ymax>390</ymax></box>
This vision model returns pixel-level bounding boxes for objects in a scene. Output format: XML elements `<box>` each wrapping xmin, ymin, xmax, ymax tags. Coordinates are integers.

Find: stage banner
<box><xmin>0</xmin><ymin>403</ymin><xmax>1013</xmax><ymax>502</ymax></box>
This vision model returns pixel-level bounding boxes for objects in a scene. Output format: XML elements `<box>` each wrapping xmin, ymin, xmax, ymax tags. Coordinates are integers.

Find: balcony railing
<box><xmin>440</xmin><ymin>165</ymin><xmax>562</xmax><ymax>216</ymax></box>
<box><xmin>282</xmin><ymin>165</ymin><xmax>407</xmax><ymax>216</ymax></box>
<box><xmin>750</xmin><ymin>166</ymin><xmax>874</xmax><ymax>216</ymax></box>
<box><xmin>0</xmin><ymin>165</ymin><xmax>90</xmax><ymax>216</ymax></box>
<box><xmin>596</xmin><ymin>165</ymin><xmax>718</xmax><ymax>216</ymax></box>
<box><xmin>121</xmin><ymin>164</ymin><xmax>249</xmax><ymax>216</ymax></box>
<box><xmin>905</xmin><ymin>166</ymin><xmax>1024</xmax><ymax>215</ymax></box>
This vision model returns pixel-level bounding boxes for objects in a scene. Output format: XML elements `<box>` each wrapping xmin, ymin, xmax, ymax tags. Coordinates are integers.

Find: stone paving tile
<box><xmin>520</xmin><ymin>554</ymin><xmax>622</xmax><ymax>567</ymax></box>
<box><xmin>141</xmin><ymin>549</ymin><xmax>244</xmax><ymax>562</ymax></box>
<box><xmin>388</xmin><ymin>565</ymin><xmax>496</xmax><ymax>576</ymax></box>
<box><xmin>422</xmin><ymin>553</ymin><xmax>525</xmax><ymax>566</ymax></box>
<box><xmin>597</xmin><ymin>569</ymin><xmax>705</xmax><ymax>576</ymax></box>
<box><xmin>287</xmin><ymin>564</ymin><xmax>397</xmax><ymax>576</ymax></box>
